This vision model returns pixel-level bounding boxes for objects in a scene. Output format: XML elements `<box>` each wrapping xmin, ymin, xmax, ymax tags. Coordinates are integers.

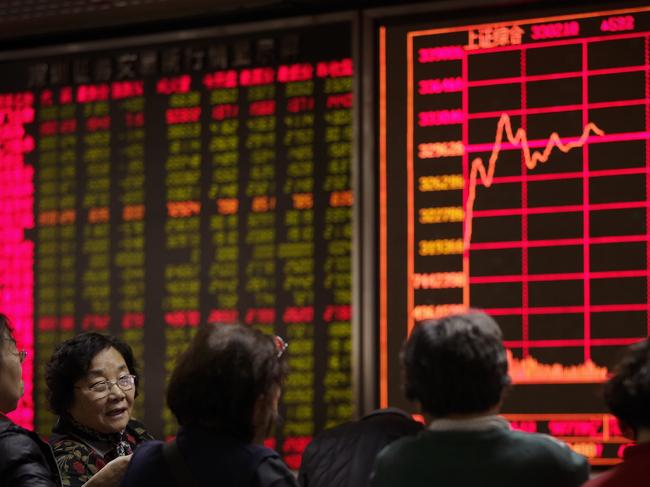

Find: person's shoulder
<box><xmin>369</xmin><ymin>434</ymin><xmax>425</xmax><ymax>487</ymax></box>
<box><xmin>0</xmin><ymin>420</ymin><xmax>34</xmax><ymax>440</ymax></box>
<box><xmin>254</xmin><ymin>452</ymin><xmax>298</xmax><ymax>487</ymax></box>
<box><xmin>0</xmin><ymin>426</ymin><xmax>44</xmax><ymax>458</ymax></box>
<box><xmin>123</xmin><ymin>440</ymin><xmax>167</xmax><ymax>487</ymax></box>
<box><xmin>504</xmin><ymin>430</ymin><xmax>589</xmax><ymax>478</ymax></box>
<box><xmin>301</xmin><ymin>420</ymin><xmax>358</xmax><ymax>459</ymax></box>
<box><xmin>372</xmin><ymin>431</ymin><xmax>426</xmax><ymax>473</ymax></box>
<box><xmin>50</xmin><ymin>435</ymin><xmax>99</xmax><ymax>477</ymax></box>
<box><xmin>0</xmin><ymin>426</ymin><xmax>60</xmax><ymax>487</ymax></box>
<box><xmin>378</xmin><ymin>430</ymin><xmax>425</xmax><ymax>456</ymax></box>
<box><xmin>130</xmin><ymin>439</ymin><xmax>165</xmax><ymax>466</ymax></box>
<box><xmin>0</xmin><ymin>416</ymin><xmax>14</xmax><ymax>434</ymax></box>
<box><xmin>507</xmin><ymin>429</ymin><xmax>577</xmax><ymax>453</ymax></box>
<box><xmin>49</xmin><ymin>436</ymin><xmax>92</xmax><ymax>457</ymax></box>
<box><xmin>132</xmin><ymin>439</ymin><xmax>164</xmax><ymax>457</ymax></box>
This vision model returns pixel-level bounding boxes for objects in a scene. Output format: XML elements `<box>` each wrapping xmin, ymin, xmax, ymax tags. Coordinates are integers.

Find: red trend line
<box><xmin>463</xmin><ymin>113</ymin><xmax>605</xmax><ymax>249</ymax></box>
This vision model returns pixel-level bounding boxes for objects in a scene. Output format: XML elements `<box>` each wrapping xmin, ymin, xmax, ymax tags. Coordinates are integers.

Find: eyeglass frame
<box><xmin>274</xmin><ymin>335</ymin><xmax>288</xmax><ymax>358</ymax></box>
<box><xmin>2</xmin><ymin>336</ymin><xmax>27</xmax><ymax>364</ymax></box>
<box><xmin>8</xmin><ymin>349</ymin><xmax>27</xmax><ymax>364</ymax></box>
<box><xmin>74</xmin><ymin>374</ymin><xmax>137</xmax><ymax>398</ymax></box>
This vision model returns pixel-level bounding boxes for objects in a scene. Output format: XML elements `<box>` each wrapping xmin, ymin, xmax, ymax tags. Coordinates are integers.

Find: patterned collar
<box><xmin>53</xmin><ymin>415</ymin><xmax>133</xmax><ymax>458</ymax></box>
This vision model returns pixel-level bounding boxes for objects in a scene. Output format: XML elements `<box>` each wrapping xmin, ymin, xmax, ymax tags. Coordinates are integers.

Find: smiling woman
<box><xmin>45</xmin><ymin>333</ymin><xmax>153</xmax><ymax>487</ymax></box>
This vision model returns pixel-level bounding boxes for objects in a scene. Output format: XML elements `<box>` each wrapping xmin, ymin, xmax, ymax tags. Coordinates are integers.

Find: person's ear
<box><xmin>499</xmin><ymin>381</ymin><xmax>512</xmax><ymax>405</ymax></box>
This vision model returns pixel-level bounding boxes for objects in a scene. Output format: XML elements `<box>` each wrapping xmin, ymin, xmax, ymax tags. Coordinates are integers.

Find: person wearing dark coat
<box><xmin>298</xmin><ymin>408</ymin><xmax>423</xmax><ymax>487</ymax></box>
<box><xmin>0</xmin><ymin>313</ymin><xmax>61</xmax><ymax>487</ymax></box>
<box><xmin>370</xmin><ymin>311</ymin><xmax>589</xmax><ymax>487</ymax></box>
<box><xmin>123</xmin><ymin>323</ymin><xmax>297</xmax><ymax>487</ymax></box>
<box><xmin>0</xmin><ymin>414</ymin><xmax>61</xmax><ymax>487</ymax></box>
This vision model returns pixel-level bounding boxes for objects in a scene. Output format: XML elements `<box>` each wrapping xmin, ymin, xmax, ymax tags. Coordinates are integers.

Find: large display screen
<box><xmin>0</xmin><ymin>18</ymin><xmax>353</xmax><ymax>468</ymax></box>
<box><xmin>379</xmin><ymin>3</ymin><xmax>650</xmax><ymax>465</ymax></box>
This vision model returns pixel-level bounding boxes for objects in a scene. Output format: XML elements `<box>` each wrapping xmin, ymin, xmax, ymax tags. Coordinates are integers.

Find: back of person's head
<box><xmin>604</xmin><ymin>338</ymin><xmax>650</xmax><ymax>438</ymax></box>
<box><xmin>403</xmin><ymin>310</ymin><xmax>510</xmax><ymax>418</ymax></box>
<box><xmin>167</xmin><ymin>323</ymin><xmax>287</xmax><ymax>442</ymax></box>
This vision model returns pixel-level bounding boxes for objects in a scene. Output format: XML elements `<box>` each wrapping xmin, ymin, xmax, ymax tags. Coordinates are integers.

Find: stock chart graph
<box><xmin>379</xmin><ymin>4</ymin><xmax>650</xmax><ymax>464</ymax></box>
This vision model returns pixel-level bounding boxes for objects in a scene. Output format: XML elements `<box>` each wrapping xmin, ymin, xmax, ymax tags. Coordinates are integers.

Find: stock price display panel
<box><xmin>0</xmin><ymin>18</ymin><xmax>353</xmax><ymax>467</ymax></box>
<box><xmin>379</xmin><ymin>3</ymin><xmax>650</xmax><ymax>465</ymax></box>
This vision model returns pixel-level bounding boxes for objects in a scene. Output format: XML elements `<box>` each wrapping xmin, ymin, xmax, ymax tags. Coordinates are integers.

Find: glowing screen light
<box><xmin>379</xmin><ymin>3</ymin><xmax>650</xmax><ymax>465</ymax></box>
<box><xmin>0</xmin><ymin>20</ymin><xmax>353</xmax><ymax>470</ymax></box>
<box><xmin>0</xmin><ymin>92</ymin><xmax>35</xmax><ymax>429</ymax></box>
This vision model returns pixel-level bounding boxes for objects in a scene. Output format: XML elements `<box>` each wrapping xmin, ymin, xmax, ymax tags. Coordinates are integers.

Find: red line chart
<box><xmin>402</xmin><ymin>10</ymin><xmax>650</xmax><ymax>386</ymax></box>
<box><xmin>378</xmin><ymin>3</ymin><xmax>650</xmax><ymax>465</ymax></box>
<box><xmin>462</xmin><ymin>113</ymin><xmax>605</xmax><ymax>250</ymax></box>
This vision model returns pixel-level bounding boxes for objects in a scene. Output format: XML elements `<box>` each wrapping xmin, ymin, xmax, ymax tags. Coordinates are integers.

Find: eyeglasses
<box><xmin>76</xmin><ymin>374</ymin><xmax>137</xmax><ymax>398</ymax></box>
<box><xmin>9</xmin><ymin>349</ymin><xmax>27</xmax><ymax>364</ymax></box>
<box><xmin>274</xmin><ymin>335</ymin><xmax>288</xmax><ymax>358</ymax></box>
<box><xmin>3</xmin><ymin>336</ymin><xmax>26</xmax><ymax>364</ymax></box>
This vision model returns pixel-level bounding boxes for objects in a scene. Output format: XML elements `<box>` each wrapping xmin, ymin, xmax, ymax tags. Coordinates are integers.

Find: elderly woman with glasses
<box><xmin>123</xmin><ymin>323</ymin><xmax>297</xmax><ymax>487</ymax></box>
<box><xmin>45</xmin><ymin>332</ymin><xmax>153</xmax><ymax>487</ymax></box>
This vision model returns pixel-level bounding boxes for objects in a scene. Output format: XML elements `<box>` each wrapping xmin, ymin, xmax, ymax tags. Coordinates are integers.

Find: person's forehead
<box><xmin>86</xmin><ymin>347</ymin><xmax>128</xmax><ymax>375</ymax></box>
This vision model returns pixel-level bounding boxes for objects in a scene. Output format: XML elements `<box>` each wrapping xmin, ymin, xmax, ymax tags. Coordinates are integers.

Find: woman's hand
<box><xmin>82</xmin><ymin>455</ymin><xmax>132</xmax><ymax>487</ymax></box>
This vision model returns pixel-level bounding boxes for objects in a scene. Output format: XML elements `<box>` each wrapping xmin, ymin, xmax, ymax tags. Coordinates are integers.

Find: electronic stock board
<box><xmin>0</xmin><ymin>17</ymin><xmax>354</xmax><ymax>468</ymax></box>
<box><xmin>379</xmin><ymin>2</ymin><xmax>650</xmax><ymax>465</ymax></box>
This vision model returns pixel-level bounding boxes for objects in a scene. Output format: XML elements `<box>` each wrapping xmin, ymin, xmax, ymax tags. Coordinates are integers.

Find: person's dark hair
<box><xmin>167</xmin><ymin>323</ymin><xmax>288</xmax><ymax>442</ymax></box>
<box><xmin>403</xmin><ymin>310</ymin><xmax>510</xmax><ymax>418</ymax></box>
<box><xmin>45</xmin><ymin>332</ymin><xmax>139</xmax><ymax>415</ymax></box>
<box><xmin>604</xmin><ymin>338</ymin><xmax>650</xmax><ymax>434</ymax></box>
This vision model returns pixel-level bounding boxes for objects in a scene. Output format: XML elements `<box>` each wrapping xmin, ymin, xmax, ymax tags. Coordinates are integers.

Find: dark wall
<box><xmin>2</xmin><ymin>0</ymin><xmax>540</xmax><ymax>48</ymax></box>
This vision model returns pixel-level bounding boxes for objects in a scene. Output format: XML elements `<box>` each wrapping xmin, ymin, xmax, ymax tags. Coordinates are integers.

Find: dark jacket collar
<box><xmin>0</xmin><ymin>413</ymin><xmax>12</xmax><ymax>432</ymax></box>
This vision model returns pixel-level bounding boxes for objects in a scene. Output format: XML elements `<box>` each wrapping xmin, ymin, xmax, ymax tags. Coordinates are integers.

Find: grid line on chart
<box><xmin>465</xmin><ymin>130</ymin><xmax>650</xmax><ymax>153</ymax></box>
<box><xmin>582</xmin><ymin>39</ymin><xmax>592</xmax><ymax>360</ymax></box>
<box><xmin>484</xmin><ymin>303</ymin><xmax>649</xmax><ymax>316</ymax></box>
<box><xmin>470</xmin><ymin>270</ymin><xmax>649</xmax><ymax>284</ymax></box>
<box><xmin>645</xmin><ymin>34</ymin><xmax>650</xmax><ymax>336</ymax></box>
<box><xmin>467</xmin><ymin>65</ymin><xmax>648</xmax><ymax>88</ymax></box>
<box><xmin>470</xmin><ymin>232</ymin><xmax>647</xmax><ymax>250</ymax></box>
<box><xmin>468</xmin><ymin>99</ymin><xmax>649</xmax><ymax>119</ymax></box>
<box><xmin>520</xmin><ymin>46</ymin><xmax>530</xmax><ymax>356</ymax></box>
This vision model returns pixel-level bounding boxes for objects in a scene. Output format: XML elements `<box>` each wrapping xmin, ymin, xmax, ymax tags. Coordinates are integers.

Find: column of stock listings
<box><xmin>0</xmin><ymin>21</ymin><xmax>353</xmax><ymax>468</ymax></box>
<box><xmin>380</xmin><ymin>4</ymin><xmax>650</xmax><ymax>465</ymax></box>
